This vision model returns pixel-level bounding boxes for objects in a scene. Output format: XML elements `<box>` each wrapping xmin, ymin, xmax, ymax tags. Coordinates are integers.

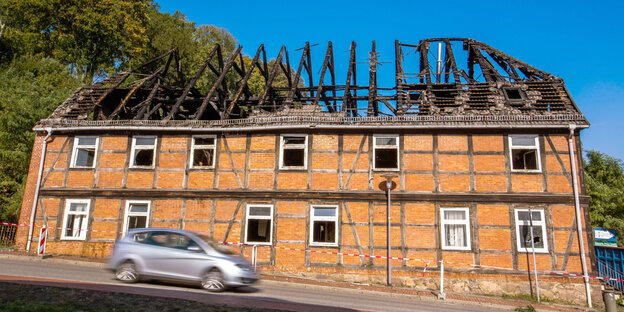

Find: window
<box><xmin>191</xmin><ymin>136</ymin><xmax>216</xmax><ymax>168</ymax></box>
<box><xmin>245</xmin><ymin>205</ymin><xmax>273</xmax><ymax>244</ymax></box>
<box><xmin>509</xmin><ymin>135</ymin><xmax>541</xmax><ymax>171</ymax></box>
<box><xmin>123</xmin><ymin>201</ymin><xmax>150</xmax><ymax>232</ymax></box>
<box><xmin>71</xmin><ymin>137</ymin><xmax>98</xmax><ymax>168</ymax></box>
<box><xmin>310</xmin><ymin>205</ymin><xmax>338</xmax><ymax>246</ymax></box>
<box><xmin>280</xmin><ymin>135</ymin><xmax>307</xmax><ymax>169</ymax></box>
<box><xmin>503</xmin><ymin>87</ymin><xmax>525</xmax><ymax>102</ymax></box>
<box><xmin>61</xmin><ymin>199</ymin><xmax>90</xmax><ymax>240</ymax></box>
<box><xmin>373</xmin><ymin>135</ymin><xmax>399</xmax><ymax>170</ymax></box>
<box><xmin>130</xmin><ymin>136</ymin><xmax>157</xmax><ymax>168</ymax></box>
<box><xmin>440</xmin><ymin>208</ymin><xmax>471</xmax><ymax>250</ymax></box>
<box><xmin>515</xmin><ymin>209</ymin><xmax>548</xmax><ymax>253</ymax></box>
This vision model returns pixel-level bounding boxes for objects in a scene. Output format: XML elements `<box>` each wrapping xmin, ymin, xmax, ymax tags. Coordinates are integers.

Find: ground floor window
<box><xmin>310</xmin><ymin>205</ymin><xmax>338</xmax><ymax>246</ymax></box>
<box><xmin>440</xmin><ymin>207</ymin><xmax>470</xmax><ymax>250</ymax></box>
<box><xmin>515</xmin><ymin>209</ymin><xmax>548</xmax><ymax>253</ymax></box>
<box><xmin>124</xmin><ymin>201</ymin><xmax>150</xmax><ymax>232</ymax></box>
<box><xmin>61</xmin><ymin>199</ymin><xmax>90</xmax><ymax>240</ymax></box>
<box><xmin>245</xmin><ymin>205</ymin><xmax>273</xmax><ymax>244</ymax></box>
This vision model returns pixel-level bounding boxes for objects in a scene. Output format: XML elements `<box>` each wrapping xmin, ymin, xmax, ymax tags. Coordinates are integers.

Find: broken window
<box><xmin>61</xmin><ymin>199</ymin><xmax>90</xmax><ymax>240</ymax></box>
<box><xmin>280</xmin><ymin>135</ymin><xmax>307</xmax><ymax>169</ymax></box>
<box><xmin>191</xmin><ymin>136</ymin><xmax>216</xmax><ymax>168</ymax></box>
<box><xmin>131</xmin><ymin>136</ymin><xmax>157</xmax><ymax>168</ymax></box>
<box><xmin>374</xmin><ymin>135</ymin><xmax>399</xmax><ymax>170</ymax></box>
<box><xmin>515</xmin><ymin>209</ymin><xmax>548</xmax><ymax>252</ymax></box>
<box><xmin>245</xmin><ymin>205</ymin><xmax>273</xmax><ymax>244</ymax></box>
<box><xmin>503</xmin><ymin>88</ymin><xmax>525</xmax><ymax>102</ymax></box>
<box><xmin>71</xmin><ymin>137</ymin><xmax>98</xmax><ymax>168</ymax></box>
<box><xmin>440</xmin><ymin>208</ymin><xmax>471</xmax><ymax>250</ymax></box>
<box><xmin>310</xmin><ymin>206</ymin><xmax>338</xmax><ymax>246</ymax></box>
<box><xmin>509</xmin><ymin>135</ymin><xmax>540</xmax><ymax>171</ymax></box>
<box><xmin>124</xmin><ymin>201</ymin><xmax>150</xmax><ymax>232</ymax></box>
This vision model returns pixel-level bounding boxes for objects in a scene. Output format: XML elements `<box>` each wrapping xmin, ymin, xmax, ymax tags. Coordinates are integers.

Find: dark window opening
<box><xmin>134</xmin><ymin>149</ymin><xmax>154</xmax><ymax>166</ymax></box>
<box><xmin>375</xmin><ymin>149</ymin><xmax>398</xmax><ymax>169</ymax></box>
<box><xmin>284</xmin><ymin>137</ymin><xmax>305</xmax><ymax>145</ymax></box>
<box><xmin>127</xmin><ymin>216</ymin><xmax>147</xmax><ymax>230</ymax></box>
<box><xmin>519</xmin><ymin>225</ymin><xmax>544</xmax><ymax>249</ymax></box>
<box><xmin>312</xmin><ymin>221</ymin><xmax>335</xmax><ymax>243</ymax></box>
<box><xmin>193</xmin><ymin>149</ymin><xmax>214</xmax><ymax>167</ymax></box>
<box><xmin>504</xmin><ymin>88</ymin><xmax>524</xmax><ymax>101</ymax></box>
<box><xmin>246</xmin><ymin>219</ymin><xmax>271</xmax><ymax>243</ymax></box>
<box><xmin>283</xmin><ymin>149</ymin><xmax>305</xmax><ymax>167</ymax></box>
<box><xmin>512</xmin><ymin>149</ymin><xmax>537</xmax><ymax>170</ymax></box>
<box><xmin>195</xmin><ymin>137</ymin><xmax>214</xmax><ymax>145</ymax></box>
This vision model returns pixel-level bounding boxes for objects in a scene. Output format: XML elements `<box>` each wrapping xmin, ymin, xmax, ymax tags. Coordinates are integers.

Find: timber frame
<box><xmin>43</xmin><ymin>38</ymin><xmax>588</xmax><ymax>129</ymax></box>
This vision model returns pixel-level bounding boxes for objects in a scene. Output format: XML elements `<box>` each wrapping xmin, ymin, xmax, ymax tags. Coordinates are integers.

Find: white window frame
<box><xmin>509</xmin><ymin>135</ymin><xmax>541</xmax><ymax>172</ymax></box>
<box><xmin>279</xmin><ymin>134</ymin><xmax>308</xmax><ymax>170</ymax></box>
<box><xmin>129</xmin><ymin>136</ymin><xmax>157</xmax><ymax>168</ymax></box>
<box><xmin>244</xmin><ymin>204</ymin><xmax>274</xmax><ymax>245</ymax></box>
<box><xmin>515</xmin><ymin>209</ymin><xmax>548</xmax><ymax>253</ymax></box>
<box><xmin>61</xmin><ymin>199</ymin><xmax>91</xmax><ymax>240</ymax></box>
<box><xmin>309</xmin><ymin>205</ymin><xmax>339</xmax><ymax>247</ymax></box>
<box><xmin>440</xmin><ymin>207</ymin><xmax>471</xmax><ymax>250</ymax></box>
<box><xmin>373</xmin><ymin>134</ymin><xmax>400</xmax><ymax>171</ymax></box>
<box><xmin>122</xmin><ymin>200</ymin><xmax>151</xmax><ymax>233</ymax></box>
<box><xmin>190</xmin><ymin>135</ymin><xmax>217</xmax><ymax>168</ymax></box>
<box><xmin>70</xmin><ymin>136</ymin><xmax>98</xmax><ymax>168</ymax></box>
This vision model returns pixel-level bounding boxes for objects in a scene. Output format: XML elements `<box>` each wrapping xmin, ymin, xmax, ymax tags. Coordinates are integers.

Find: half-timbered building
<box><xmin>16</xmin><ymin>38</ymin><xmax>598</xmax><ymax>303</ymax></box>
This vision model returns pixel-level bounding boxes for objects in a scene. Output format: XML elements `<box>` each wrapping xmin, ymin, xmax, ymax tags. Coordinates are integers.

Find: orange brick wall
<box><xmin>17</xmin><ymin>131</ymin><xmax>594</xmax><ymax>280</ymax></box>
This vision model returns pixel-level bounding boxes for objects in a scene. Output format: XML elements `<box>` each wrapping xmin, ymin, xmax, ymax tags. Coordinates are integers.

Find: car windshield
<box><xmin>195</xmin><ymin>234</ymin><xmax>235</xmax><ymax>255</ymax></box>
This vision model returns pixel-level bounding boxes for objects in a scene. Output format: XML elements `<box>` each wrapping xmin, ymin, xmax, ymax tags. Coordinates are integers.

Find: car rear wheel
<box><xmin>116</xmin><ymin>261</ymin><xmax>139</xmax><ymax>283</ymax></box>
<box><xmin>201</xmin><ymin>269</ymin><xmax>225</xmax><ymax>292</ymax></box>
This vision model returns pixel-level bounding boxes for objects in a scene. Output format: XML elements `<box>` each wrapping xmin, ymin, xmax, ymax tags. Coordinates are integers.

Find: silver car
<box><xmin>108</xmin><ymin>228</ymin><xmax>259</xmax><ymax>292</ymax></box>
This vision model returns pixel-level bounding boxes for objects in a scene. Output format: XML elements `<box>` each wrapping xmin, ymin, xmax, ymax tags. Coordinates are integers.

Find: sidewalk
<box><xmin>0</xmin><ymin>250</ymin><xmax>597</xmax><ymax>312</ymax></box>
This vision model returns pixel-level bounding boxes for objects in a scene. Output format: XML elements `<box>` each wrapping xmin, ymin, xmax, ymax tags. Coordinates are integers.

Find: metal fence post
<box><xmin>438</xmin><ymin>260</ymin><xmax>446</xmax><ymax>300</ymax></box>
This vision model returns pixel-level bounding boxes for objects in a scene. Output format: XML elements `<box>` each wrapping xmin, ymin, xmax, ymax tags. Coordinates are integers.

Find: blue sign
<box><xmin>594</xmin><ymin>228</ymin><xmax>617</xmax><ymax>243</ymax></box>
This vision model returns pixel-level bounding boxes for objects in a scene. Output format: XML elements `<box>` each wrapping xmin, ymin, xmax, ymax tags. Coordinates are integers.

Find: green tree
<box><xmin>585</xmin><ymin>150</ymin><xmax>624</xmax><ymax>246</ymax></box>
<box><xmin>0</xmin><ymin>56</ymin><xmax>80</xmax><ymax>222</ymax></box>
<box><xmin>0</xmin><ymin>0</ymin><xmax>150</xmax><ymax>83</ymax></box>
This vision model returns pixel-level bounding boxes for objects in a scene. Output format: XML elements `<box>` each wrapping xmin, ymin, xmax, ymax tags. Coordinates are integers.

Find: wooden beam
<box><xmin>194</xmin><ymin>46</ymin><xmax>243</xmax><ymax>120</ymax></box>
<box><xmin>134</xmin><ymin>79</ymin><xmax>161</xmax><ymax>120</ymax></box>
<box><xmin>367</xmin><ymin>40</ymin><xmax>378</xmax><ymax>117</ymax></box>
<box><xmin>109</xmin><ymin>66</ymin><xmax>164</xmax><ymax>120</ymax></box>
<box><xmin>342</xmin><ymin>41</ymin><xmax>356</xmax><ymax>116</ymax></box>
<box><xmin>258</xmin><ymin>46</ymin><xmax>285</xmax><ymax>108</ymax></box>
<box><xmin>164</xmin><ymin>46</ymin><xmax>219</xmax><ymax>121</ymax></box>
<box><xmin>224</xmin><ymin>44</ymin><xmax>264</xmax><ymax>119</ymax></box>
<box><xmin>284</xmin><ymin>42</ymin><xmax>309</xmax><ymax>106</ymax></box>
<box><xmin>313</xmin><ymin>42</ymin><xmax>334</xmax><ymax>112</ymax></box>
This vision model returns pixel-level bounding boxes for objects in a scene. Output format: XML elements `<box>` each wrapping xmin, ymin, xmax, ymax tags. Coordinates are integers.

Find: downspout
<box><xmin>26</xmin><ymin>127</ymin><xmax>52</xmax><ymax>252</ymax></box>
<box><xmin>568</xmin><ymin>124</ymin><xmax>592</xmax><ymax>308</ymax></box>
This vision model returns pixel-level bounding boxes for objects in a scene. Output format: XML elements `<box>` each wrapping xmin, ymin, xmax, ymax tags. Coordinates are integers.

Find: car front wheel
<box><xmin>201</xmin><ymin>269</ymin><xmax>225</xmax><ymax>292</ymax></box>
<box><xmin>116</xmin><ymin>261</ymin><xmax>139</xmax><ymax>283</ymax></box>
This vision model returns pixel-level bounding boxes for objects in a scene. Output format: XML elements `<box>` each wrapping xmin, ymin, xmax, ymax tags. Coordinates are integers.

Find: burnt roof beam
<box><xmin>258</xmin><ymin>46</ymin><xmax>286</xmax><ymax>109</ymax></box>
<box><xmin>313</xmin><ymin>42</ymin><xmax>335</xmax><ymax>113</ymax></box>
<box><xmin>224</xmin><ymin>44</ymin><xmax>265</xmax><ymax>119</ymax></box>
<box><xmin>285</xmin><ymin>42</ymin><xmax>310</xmax><ymax>106</ymax></box>
<box><xmin>194</xmin><ymin>45</ymin><xmax>243</xmax><ymax>120</ymax></box>
<box><xmin>164</xmin><ymin>45</ymin><xmax>220</xmax><ymax>121</ymax></box>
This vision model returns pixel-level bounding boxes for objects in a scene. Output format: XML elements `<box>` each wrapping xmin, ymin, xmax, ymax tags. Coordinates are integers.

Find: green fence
<box><xmin>0</xmin><ymin>224</ymin><xmax>17</xmax><ymax>247</ymax></box>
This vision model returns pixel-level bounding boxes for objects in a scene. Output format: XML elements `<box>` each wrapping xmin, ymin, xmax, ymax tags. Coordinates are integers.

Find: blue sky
<box><xmin>157</xmin><ymin>0</ymin><xmax>624</xmax><ymax>161</ymax></box>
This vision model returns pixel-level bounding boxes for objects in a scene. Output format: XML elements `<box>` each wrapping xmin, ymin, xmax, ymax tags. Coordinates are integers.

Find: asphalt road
<box><xmin>0</xmin><ymin>257</ymin><xmax>511</xmax><ymax>312</ymax></box>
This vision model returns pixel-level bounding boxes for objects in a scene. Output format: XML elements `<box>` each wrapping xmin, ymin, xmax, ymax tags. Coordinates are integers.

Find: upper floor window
<box><xmin>310</xmin><ymin>205</ymin><xmax>338</xmax><ymax>246</ymax></box>
<box><xmin>374</xmin><ymin>135</ymin><xmax>399</xmax><ymax>170</ymax></box>
<box><xmin>440</xmin><ymin>208</ymin><xmax>471</xmax><ymax>250</ymax></box>
<box><xmin>71</xmin><ymin>137</ymin><xmax>98</xmax><ymax>168</ymax></box>
<box><xmin>280</xmin><ymin>135</ymin><xmax>307</xmax><ymax>170</ymax></box>
<box><xmin>509</xmin><ymin>135</ymin><xmax>541</xmax><ymax>172</ymax></box>
<box><xmin>191</xmin><ymin>136</ymin><xmax>217</xmax><ymax>168</ymax></box>
<box><xmin>61</xmin><ymin>199</ymin><xmax>90</xmax><ymax>240</ymax></box>
<box><xmin>130</xmin><ymin>136</ymin><xmax>157</xmax><ymax>168</ymax></box>
<box><xmin>515</xmin><ymin>209</ymin><xmax>548</xmax><ymax>253</ymax></box>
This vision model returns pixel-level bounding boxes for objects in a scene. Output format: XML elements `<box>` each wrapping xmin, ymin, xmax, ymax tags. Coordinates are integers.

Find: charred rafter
<box><xmin>47</xmin><ymin>38</ymin><xmax>582</xmax><ymax>123</ymax></box>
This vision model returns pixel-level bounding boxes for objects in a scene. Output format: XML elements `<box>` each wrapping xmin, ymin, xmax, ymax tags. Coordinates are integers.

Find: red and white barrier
<box><xmin>37</xmin><ymin>226</ymin><xmax>47</xmax><ymax>255</ymax></box>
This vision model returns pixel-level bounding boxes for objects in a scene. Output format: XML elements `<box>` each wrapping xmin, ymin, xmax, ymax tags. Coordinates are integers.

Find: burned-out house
<box><xmin>16</xmin><ymin>38</ymin><xmax>597</xmax><ymax>302</ymax></box>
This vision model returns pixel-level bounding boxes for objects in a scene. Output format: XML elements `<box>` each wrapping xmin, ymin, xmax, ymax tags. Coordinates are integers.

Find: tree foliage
<box><xmin>1</xmin><ymin>0</ymin><xmax>150</xmax><ymax>83</ymax></box>
<box><xmin>584</xmin><ymin>150</ymin><xmax>624</xmax><ymax>246</ymax></box>
<box><xmin>0</xmin><ymin>56</ymin><xmax>80</xmax><ymax>222</ymax></box>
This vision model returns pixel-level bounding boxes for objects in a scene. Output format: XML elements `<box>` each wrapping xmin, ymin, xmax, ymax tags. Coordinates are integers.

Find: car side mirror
<box><xmin>187</xmin><ymin>246</ymin><xmax>203</xmax><ymax>252</ymax></box>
